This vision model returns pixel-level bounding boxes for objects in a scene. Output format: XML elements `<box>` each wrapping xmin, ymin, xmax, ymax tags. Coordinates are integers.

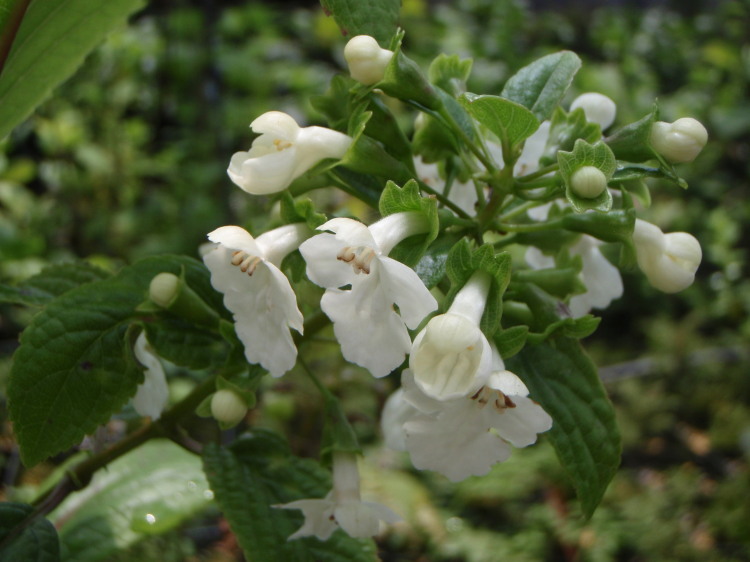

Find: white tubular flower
<box><xmin>414</xmin><ymin>156</ymin><xmax>478</xmax><ymax>216</ymax></box>
<box><xmin>410</xmin><ymin>271</ymin><xmax>493</xmax><ymax>401</ymax></box>
<box><xmin>570</xmin><ymin>92</ymin><xmax>617</xmax><ymax>130</ymax></box>
<box><xmin>650</xmin><ymin>117</ymin><xmax>708</xmax><ymax>163</ymax></box>
<box><xmin>633</xmin><ymin>219</ymin><xmax>702</xmax><ymax>293</ymax></box>
<box><xmin>132</xmin><ymin>332</ymin><xmax>169</xmax><ymax>420</ymax></box>
<box><xmin>343</xmin><ymin>35</ymin><xmax>394</xmax><ymax>86</ymax></box>
<box><xmin>228</xmin><ymin>111</ymin><xmax>352</xmax><ymax>195</ymax></box>
<box><xmin>279</xmin><ymin>452</ymin><xmax>400</xmax><ymax>540</ymax></box>
<box><xmin>392</xmin><ymin>356</ymin><xmax>552</xmax><ymax>482</ymax></box>
<box><xmin>300</xmin><ymin>213</ymin><xmax>437</xmax><ymax>378</ymax></box>
<box><xmin>525</xmin><ymin>235</ymin><xmax>623</xmax><ymax>317</ymax></box>
<box><xmin>203</xmin><ymin>224</ymin><xmax>308</xmax><ymax>377</ymax></box>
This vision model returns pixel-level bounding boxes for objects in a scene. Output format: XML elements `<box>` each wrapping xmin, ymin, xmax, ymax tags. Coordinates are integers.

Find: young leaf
<box><xmin>319</xmin><ymin>0</ymin><xmax>399</xmax><ymax>44</ymax></box>
<box><xmin>0</xmin><ymin>0</ymin><xmax>146</xmax><ymax>140</ymax></box>
<box><xmin>500</xmin><ymin>51</ymin><xmax>581</xmax><ymax>122</ymax></box>
<box><xmin>7</xmin><ymin>255</ymin><xmax>214</xmax><ymax>466</ymax></box>
<box><xmin>0</xmin><ymin>262</ymin><xmax>110</xmax><ymax>307</ymax></box>
<box><xmin>428</xmin><ymin>54</ymin><xmax>472</xmax><ymax>96</ymax></box>
<box><xmin>0</xmin><ymin>502</ymin><xmax>59</xmax><ymax>562</ymax></box>
<box><xmin>540</xmin><ymin>107</ymin><xmax>601</xmax><ymax>167</ymax></box>
<box><xmin>460</xmin><ymin>94</ymin><xmax>540</xmax><ymax>148</ymax></box>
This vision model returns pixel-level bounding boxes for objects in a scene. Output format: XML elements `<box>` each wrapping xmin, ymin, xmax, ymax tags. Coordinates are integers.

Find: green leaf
<box><xmin>514</xmin><ymin>266</ymin><xmax>586</xmax><ymax>299</ymax></box>
<box><xmin>460</xmin><ymin>94</ymin><xmax>540</xmax><ymax>148</ymax></box>
<box><xmin>557</xmin><ymin>139</ymin><xmax>617</xmax><ymax>213</ymax></box>
<box><xmin>360</xmin><ymin>96</ymin><xmax>414</xmax><ymax>169</ymax></box>
<box><xmin>379</xmin><ymin>38</ymin><xmax>440</xmax><ymax>110</ymax></box>
<box><xmin>493</xmin><ymin>325</ymin><xmax>528</xmax><ymax>359</ymax></box>
<box><xmin>0</xmin><ymin>262</ymin><xmax>110</xmax><ymax>306</ymax></box>
<box><xmin>0</xmin><ymin>0</ymin><xmax>146</xmax><ymax>140</ymax></box>
<box><xmin>204</xmin><ymin>433</ymin><xmax>377</xmax><ymax>562</ymax></box>
<box><xmin>562</xmin><ymin>208</ymin><xmax>635</xmax><ymax>244</ymax></box>
<box><xmin>0</xmin><ymin>502</ymin><xmax>59</xmax><ymax>562</ymax></box>
<box><xmin>604</xmin><ymin>105</ymin><xmax>658</xmax><ymax>162</ymax></box>
<box><xmin>500</xmin><ymin>51</ymin><xmax>581</xmax><ymax>122</ymax></box>
<box><xmin>279</xmin><ymin>192</ymin><xmax>327</xmax><ymax>230</ymax></box>
<box><xmin>507</xmin><ymin>340</ymin><xmax>620</xmax><ymax>517</ymax></box>
<box><xmin>428</xmin><ymin>54</ymin><xmax>472</xmax><ymax>96</ymax></box>
<box><xmin>445</xmin><ymin>240</ymin><xmax>512</xmax><ymax>336</ymax></box>
<box><xmin>49</xmin><ymin>440</ymin><xmax>212</xmax><ymax>562</ymax></box>
<box><xmin>319</xmin><ymin>0</ymin><xmax>399</xmax><ymax>44</ymax></box>
<box><xmin>7</xmin><ymin>255</ymin><xmax>213</xmax><ymax>466</ymax></box>
<box><xmin>539</xmin><ymin>107</ymin><xmax>601</xmax><ymax>167</ymax></box>
<box><xmin>413</xmin><ymin>231</ymin><xmax>462</xmax><ymax>289</ymax></box>
<box><xmin>310</xmin><ymin>74</ymin><xmax>351</xmax><ymax>131</ymax></box>
<box><xmin>143</xmin><ymin>317</ymin><xmax>227</xmax><ymax>370</ymax></box>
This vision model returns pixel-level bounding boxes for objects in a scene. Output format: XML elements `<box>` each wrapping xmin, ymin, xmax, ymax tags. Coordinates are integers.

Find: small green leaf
<box><xmin>493</xmin><ymin>325</ymin><xmax>528</xmax><ymax>359</ymax></box>
<box><xmin>0</xmin><ymin>0</ymin><xmax>146</xmax><ymax>140</ymax></box>
<box><xmin>558</xmin><ymin>139</ymin><xmax>617</xmax><ymax>213</ymax></box>
<box><xmin>379</xmin><ymin>42</ymin><xmax>440</xmax><ymax>110</ymax></box>
<box><xmin>500</xmin><ymin>51</ymin><xmax>581</xmax><ymax>122</ymax></box>
<box><xmin>428</xmin><ymin>54</ymin><xmax>473</xmax><ymax>96</ymax></box>
<box><xmin>540</xmin><ymin>107</ymin><xmax>601</xmax><ymax>167</ymax></box>
<box><xmin>279</xmin><ymin>192</ymin><xmax>327</xmax><ymax>230</ymax></box>
<box><xmin>0</xmin><ymin>502</ymin><xmax>59</xmax><ymax>562</ymax></box>
<box><xmin>8</xmin><ymin>255</ymin><xmax>214</xmax><ymax>466</ymax></box>
<box><xmin>319</xmin><ymin>0</ymin><xmax>399</xmax><ymax>44</ymax></box>
<box><xmin>604</xmin><ymin>105</ymin><xmax>658</xmax><ymax>162</ymax></box>
<box><xmin>562</xmin><ymin>208</ymin><xmax>635</xmax><ymax>244</ymax></box>
<box><xmin>310</xmin><ymin>75</ymin><xmax>351</xmax><ymax>131</ymax></box>
<box><xmin>50</xmin><ymin>440</ymin><xmax>212</xmax><ymax>562</ymax></box>
<box><xmin>460</xmin><ymin>94</ymin><xmax>540</xmax><ymax>149</ymax></box>
<box><xmin>445</xmin><ymin>240</ymin><xmax>512</xmax><ymax>336</ymax></box>
<box><xmin>0</xmin><ymin>262</ymin><xmax>110</xmax><ymax>307</ymax></box>
<box><xmin>413</xmin><ymin>231</ymin><xmax>462</xmax><ymax>289</ymax></box>
<box><xmin>507</xmin><ymin>339</ymin><xmax>620</xmax><ymax>517</ymax></box>
<box><xmin>514</xmin><ymin>266</ymin><xmax>586</xmax><ymax>299</ymax></box>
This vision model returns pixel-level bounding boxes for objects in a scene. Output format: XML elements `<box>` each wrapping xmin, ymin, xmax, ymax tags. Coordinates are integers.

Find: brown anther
<box><xmin>273</xmin><ymin>138</ymin><xmax>293</xmax><ymax>151</ymax></box>
<box><xmin>337</xmin><ymin>247</ymin><xmax>356</xmax><ymax>263</ymax></box>
<box><xmin>470</xmin><ymin>388</ymin><xmax>483</xmax><ymax>401</ymax></box>
<box><xmin>231</xmin><ymin>250</ymin><xmax>246</xmax><ymax>265</ymax></box>
<box><xmin>503</xmin><ymin>395</ymin><xmax>516</xmax><ymax>409</ymax></box>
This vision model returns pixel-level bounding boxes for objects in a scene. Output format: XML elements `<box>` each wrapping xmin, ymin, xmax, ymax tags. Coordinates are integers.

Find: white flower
<box><xmin>633</xmin><ymin>219</ymin><xmax>702</xmax><ymax>293</ymax></box>
<box><xmin>410</xmin><ymin>271</ymin><xmax>493</xmax><ymax>400</ymax></box>
<box><xmin>525</xmin><ymin>234</ymin><xmax>623</xmax><ymax>317</ymax></box>
<box><xmin>203</xmin><ymin>224</ymin><xmax>308</xmax><ymax>377</ymax></box>
<box><xmin>343</xmin><ymin>35</ymin><xmax>394</xmax><ymax>85</ymax></box>
<box><xmin>299</xmin><ymin>213</ymin><xmax>437</xmax><ymax>378</ymax></box>
<box><xmin>228</xmin><ymin>111</ymin><xmax>352</xmax><ymax>195</ymax></box>
<box><xmin>278</xmin><ymin>452</ymin><xmax>400</xmax><ymax>540</ymax></box>
<box><xmin>650</xmin><ymin>117</ymin><xmax>708</xmax><ymax>163</ymax></box>
<box><xmin>383</xmin><ymin>354</ymin><xmax>552</xmax><ymax>482</ymax></box>
<box><xmin>570</xmin><ymin>92</ymin><xmax>617</xmax><ymax>130</ymax></box>
<box><xmin>132</xmin><ymin>332</ymin><xmax>169</xmax><ymax>420</ymax></box>
<box><xmin>487</xmin><ymin>121</ymin><xmax>552</xmax><ymax>178</ymax></box>
<box><xmin>414</xmin><ymin>156</ymin><xmax>478</xmax><ymax>216</ymax></box>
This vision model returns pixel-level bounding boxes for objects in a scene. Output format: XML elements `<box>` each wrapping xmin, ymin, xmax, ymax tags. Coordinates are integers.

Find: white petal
<box><xmin>380</xmin><ymin>388</ymin><xmax>415</xmax><ymax>451</ymax></box>
<box><xmin>207</xmin><ymin>226</ymin><xmax>262</xmax><ymax>256</ymax></box>
<box><xmin>278</xmin><ymin>497</ymin><xmax>337</xmax><ymax>541</ymax></box>
<box><xmin>525</xmin><ymin>246</ymin><xmax>555</xmax><ymax>269</ymax></box>
<box><xmin>250</xmin><ymin>111</ymin><xmax>301</xmax><ymax>139</ymax></box>
<box><xmin>299</xmin><ymin>232</ymin><xmax>354</xmax><ymax>289</ymax></box>
<box><xmin>318</xmin><ymin>217</ymin><xmax>377</xmax><ymax>248</ymax></box>
<box><xmin>236</xmin><ymin>147</ymin><xmax>300</xmax><ymax>195</ymax></box>
<box><xmin>295</xmin><ymin>126</ymin><xmax>353</xmax><ymax>169</ymax></box>
<box><xmin>514</xmin><ymin>121</ymin><xmax>551</xmax><ymax>176</ymax></box>
<box><xmin>487</xmin><ymin>369</ymin><xmax>529</xmax><ymax>397</ymax></box>
<box><xmin>377</xmin><ymin>257</ymin><xmax>437</xmax><ymax>328</ymax></box>
<box><xmin>482</xmin><ymin>395</ymin><xmax>552</xmax><ymax>448</ymax></box>
<box><xmin>132</xmin><ymin>333</ymin><xmax>169</xmax><ymax>420</ymax></box>
<box><xmin>400</xmin><ymin>369</ymin><xmax>444</xmax><ymax>415</ymax></box>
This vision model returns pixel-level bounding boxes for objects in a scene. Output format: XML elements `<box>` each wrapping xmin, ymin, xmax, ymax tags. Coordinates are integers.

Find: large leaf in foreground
<box><xmin>0</xmin><ymin>502</ymin><xmax>59</xmax><ymax>562</ymax></box>
<box><xmin>319</xmin><ymin>0</ymin><xmax>399</xmax><ymax>44</ymax></box>
<box><xmin>507</xmin><ymin>339</ymin><xmax>621</xmax><ymax>517</ymax></box>
<box><xmin>0</xmin><ymin>0</ymin><xmax>145</xmax><ymax>140</ymax></box>
<box><xmin>7</xmin><ymin>255</ymin><xmax>213</xmax><ymax>466</ymax></box>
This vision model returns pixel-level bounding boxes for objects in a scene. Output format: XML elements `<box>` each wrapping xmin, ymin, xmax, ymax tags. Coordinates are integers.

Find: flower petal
<box><xmin>482</xmin><ymin>395</ymin><xmax>553</xmax><ymax>448</ymax></box>
<box><xmin>207</xmin><ymin>225</ymin><xmax>262</xmax><ymax>257</ymax></box>
<box><xmin>299</xmin><ymin>232</ymin><xmax>355</xmax><ymax>289</ymax></box>
<box><xmin>377</xmin><ymin>257</ymin><xmax>437</xmax><ymax>328</ymax></box>
<box><xmin>132</xmin><ymin>332</ymin><xmax>169</xmax><ymax>420</ymax></box>
<box><xmin>250</xmin><ymin>111</ymin><xmax>301</xmax><ymax>139</ymax></box>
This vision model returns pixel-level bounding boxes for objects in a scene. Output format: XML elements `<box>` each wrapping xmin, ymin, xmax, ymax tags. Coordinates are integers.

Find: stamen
<box><xmin>273</xmin><ymin>138</ymin><xmax>293</xmax><ymax>151</ymax></box>
<box><xmin>230</xmin><ymin>250</ymin><xmax>262</xmax><ymax>276</ymax></box>
<box><xmin>231</xmin><ymin>250</ymin><xmax>245</xmax><ymax>265</ymax></box>
<box><xmin>336</xmin><ymin>245</ymin><xmax>377</xmax><ymax>274</ymax></box>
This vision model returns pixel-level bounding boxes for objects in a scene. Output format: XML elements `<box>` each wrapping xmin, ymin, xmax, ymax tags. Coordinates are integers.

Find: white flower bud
<box><xmin>344</xmin><ymin>35</ymin><xmax>393</xmax><ymax>86</ymax></box>
<box><xmin>650</xmin><ymin>118</ymin><xmax>708</xmax><ymax>163</ymax></box>
<box><xmin>570</xmin><ymin>166</ymin><xmax>607</xmax><ymax>199</ymax></box>
<box><xmin>570</xmin><ymin>92</ymin><xmax>617</xmax><ymax>130</ymax></box>
<box><xmin>149</xmin><ymin>272</ymin><xmax>180</xmax><ymax>308</ymax></box>
<box><xmin>210</xmin><ymin>389</ymin><xmax>248</xmax><ymax>426</ymax></box>
<box><xmin>633</xmin><ymin>219</ymin><xmax>702</xmax><ymax>293</ymax></box>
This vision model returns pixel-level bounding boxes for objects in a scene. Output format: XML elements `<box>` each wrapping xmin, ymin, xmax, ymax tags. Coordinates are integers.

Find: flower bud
<box><xmin>650</xmin><ymin>118</ymin><xmax>708</xmax><ymax>163</ymax></box>
<box><xmin>570</xmin><ymin>166</ymin><xmax>607</xmax><ymax>199</ymax></box>
<box><xmin>149</xmin><ymin>272</ymin><xmax>180</xmax><ymax>308</ymax></box>
<box><xmin>210</xmin><ymin>389</ymin><xmax>248</xmax><ymax>427</ymax></box>
<box><xmin>570</xmin><ymin>92</ymin><xmax>617</xmax><ymax>130</ymax></box>
<box><xmin>344</xmin><ymin>35</ymin><xmax>394</xmax><ymax>86</ymax></box>
<box><xmin>633</xmin><ymin>219</ymin><xmax>702</xmax><ymax>293</ymax></box>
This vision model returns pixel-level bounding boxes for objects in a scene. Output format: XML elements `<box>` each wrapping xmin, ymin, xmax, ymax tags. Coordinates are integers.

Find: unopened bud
<box><xmin>344</xmin><ymin>35</ymin><xmax>393</xmax><ymax>85</ymax></box>
<box><xmin>570</xmin><ymin>92</ymin><xmax>617</xmax><ymax>130</ymax></box>
<box><xmin>149</xmin><ymin>273</ymin><xmax>180</xmax><ymax>308</ymax></box>
<box><xmin>210</xmin><ymin>389</ymin><xmax>248</xmax><ymax>427</ymax></box>
<box><xmin>633</xmin><ymin>219</ymin><xmax>702</xmax><ymax>293</ymax></box>
<box><xmin>570</xmin><ymin>166</ymin><xmax>608</xmax><ymax>199</ymax></box>
<box><xmin>650</xmin><ymin>118</ymin><xmax>708</xmax><ymax>163</ymax></box>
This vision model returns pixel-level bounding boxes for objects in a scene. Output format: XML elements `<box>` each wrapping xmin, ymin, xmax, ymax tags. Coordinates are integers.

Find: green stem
<box><xmin>496</xmin><ymin>218</ymin><xmax>563</xmax><ymax>233</ymax></box>
<box><xmin>0</xmin><ymin>0</ymin><xmax>32</xmax><ymax>78</ymax></box>
<box><xmin>417</xmin><ymin>180</ymin><xmax>473</xmax><ymax>219</ymax></box>
<box><xmin>517</xmin><ymin>163</ymin><xmax>559</xmax><ymax>183</ymax></box>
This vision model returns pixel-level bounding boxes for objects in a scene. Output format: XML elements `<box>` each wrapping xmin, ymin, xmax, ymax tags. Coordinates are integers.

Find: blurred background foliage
<box><xmin>0</xmin><ymin>0</ymin><xmax>748</xmax><ymax>560</ymax></box>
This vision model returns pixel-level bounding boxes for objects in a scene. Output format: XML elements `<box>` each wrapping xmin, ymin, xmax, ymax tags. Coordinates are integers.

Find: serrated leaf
<box><xmin>0</xmin><ymin>262</ymin><xmax>110</xmax><ymax>306</ymax></box>
<box><xmin>319</xmin><ymin>0</ymin><xmax>399</xmax><ymax>44</ymax></box>
<box><xmin>540</xmin><ymin>107</ymin><xmax>601</xmax><ymax>167</ymax></box>
<box><xmin>507</xmin><ymin>339</ymin><xmax>620</xmax><ymax>517</ymax></box>
<box><xmin>460</xmin><ymin>94</ymin><xmax>540</xmax><ymax>148</ymax></box>
<box><xmin>558</xmin><ymin>139</ymin><xmax>616</xmax><ymax>212</ymax></box>
<box><xmin>7</xmin><ymin>255</ymin><xmax>213</xmax><ymax>466</ymax></box>
<box><xmin>279</xmin><ymin>192</ymin><xmax>327</xmax><ymax>230</ymax></box>
<box><xmin>0</xmin><ymin>502</ymin><xmax>60</xmax><ymax>562</ymax></box>
<box><xmin>49</xmin><ymin>440</ymin><xmax>212</xmax><ymax>562</ymax></box>
<box><xmin>500</xmin><ymin>51</ymin><xmax>581</xmax><ymax>122</ymax></box>
<box><xmin>445</xmin><ymin>240</ymin><xmax>512</xmax><ymax>336</ymax></box>
<box><xmin>0</xmin><ymin>0</ymin><xmax>145</xmax><ymax>140</ymax></box>
<box><xmin>413</xmin><ymin>232</ymin><xmax>461</xmax><ymax>289</ymax></box>
<box><xmin>493</xmin><ymin>325</ymin><xmax>528</xmax><ymax>359</ymax></box>
<box><xmin>143</xmin><ymin>317</ymin><xmax>227</xmax><ymax>370</ymax></box>
<box><xmin>428</xmin><ymin>54</ymin><xmax>472</xmax><ymax>96</ymax></box>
